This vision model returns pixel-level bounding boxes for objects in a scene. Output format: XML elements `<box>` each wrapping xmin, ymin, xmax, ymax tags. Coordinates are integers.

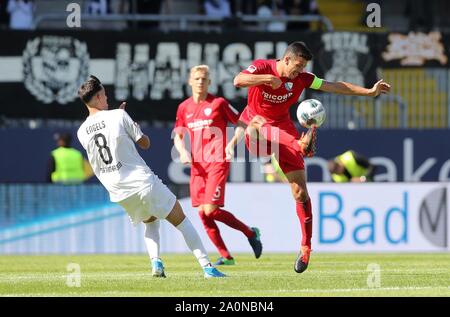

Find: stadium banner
<box><xmin>0</xmin><ymin>183</ymin><xmax>448</xmax><ymax>254</ymax></box>
<box><xmin>1</xmin><ymin>30</ymin><xmax>449</xmax><ymax>121</ymax></box>
<box><xmin>379</xmin><ymin>31</ymin><xmax>449</xmax><ymax>68</ymax></box>
<box><xmin>311</xmin><ymin>32</ymin><xmax>379</xmax><ymax>89</ymax></box>
<box><xmin>1</xmin><ymin>128</ymin><xmax>450</xmax><ymax>183</ymax></box>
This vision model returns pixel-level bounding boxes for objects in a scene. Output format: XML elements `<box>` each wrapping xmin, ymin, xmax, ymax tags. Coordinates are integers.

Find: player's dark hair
<box><xmin>284</xmin><ymin>42</ymin><xmax>313</xmax><ymax>61</ymax></box>
<box><xmin>78</xmin><ymin>75</ymin><xmax>103</xmax><ymax>104</ymax></box>
<box><xmin>55</xmin><ymin>132</ymin><xmax>72</xmax><ymax>147</ymax></box>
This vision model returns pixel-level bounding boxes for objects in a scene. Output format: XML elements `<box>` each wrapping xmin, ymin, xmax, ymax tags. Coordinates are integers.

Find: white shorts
<box><xmin>118</xmin><ymin>179</ymin><xmax>177</xmax><ymax>226</ymax></box>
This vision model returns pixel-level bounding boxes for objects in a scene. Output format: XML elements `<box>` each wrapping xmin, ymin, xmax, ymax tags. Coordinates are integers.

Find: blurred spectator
<box><xmin>0</xmin><ymin>0</ymin><xmax>9</xmax><ymax>29</ymax></box>
<box><xmin>7</xmin><ymin>0</ymin><xmax>34</xmax><ymax>30</ymax></box>
<box><xmin>284</xmin><ymin>0</ymin><xmax>319</xmax><ymax>31</ymax></box>
<box><xmin>85</xmin><ymin>0</ymin><xmax>111</xmax><ymax>15</ymax></box>
<box><xmin>230</xmin><ymin>0</ymin><xmax>257</xmax><ymax>15</ymax></box>
<box><xmin>84</xmin><ymin>0</ymin><xmax>132</xmax><ymax>30</ymax></box>
<box><xmin>113</xmin><ymin>0</ymin><xmax>130</xmax><ymax>14</ymax></box>
<box><xmin>203</xmin><ymin>0</ymin><xmax>231</xmax><ymax>18</ymax></box>
<box><xmin>136</xmin><ymin>0</ymin><xmax>171</xmax><ymax>29</ymax></box>
<box><xmin>256</xmin><ymin>0</ymin><xmax>286</xmax><ymax>32</ymax></box>
<box><xmin>328</xmin><ymin>150</ymin><xmax>375</xmax><ymax>183</ymax></box>
<box><xmin>405</xmin><ymin>0</ymin><xmax>434</xmax><ymax>32</ymax></box>
<box><xmin>47</xmin><ymin>132</ymin><xmax>92</xmax><ymax>184</ymax></box>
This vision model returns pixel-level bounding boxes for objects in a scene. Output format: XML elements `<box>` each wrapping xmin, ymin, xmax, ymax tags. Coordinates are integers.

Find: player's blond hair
<box><xmin>190</xmin><ymin>65</ymin><xmax>210</xmax><ymax>78</ymax></box>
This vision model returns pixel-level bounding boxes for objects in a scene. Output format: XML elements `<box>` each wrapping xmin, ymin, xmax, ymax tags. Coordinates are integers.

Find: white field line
<box><xmin>3</xmin><ymin>286</ymin><xmax>450</xmax><ymax>297</ymax></box>
<box><xmin>238</xmin><ymin>286</ymin><xmax>450</xmax><ymax>293</ymax></box>
<box><xmin>1</xmin><ymin>268</ymin><xmax>449</xmax><ymax>281</ymax></box>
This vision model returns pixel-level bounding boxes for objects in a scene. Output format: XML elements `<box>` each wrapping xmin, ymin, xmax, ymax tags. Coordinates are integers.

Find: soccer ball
<box><xmin>296</xmin><ymin>99</ymin><xmax>326</xmax><ymax>128</ymax></box>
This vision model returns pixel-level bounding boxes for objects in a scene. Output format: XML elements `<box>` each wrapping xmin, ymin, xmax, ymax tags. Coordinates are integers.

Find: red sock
<box><xmin>210</xmin><ymin>208</ymin><xmax>254</xmax><ymax>239</ymax></box>
<box><xmin>260</xmin><ymin>123</ymin><xmax>301</xmax><ymax>152</ymax></box>
<box><xmin>198</xmin><ymin>211</ymin><xmax>231</xmax><ymax>259</ymax></box>
<box><xmin>296</xmin><ymin>199</ymin><xmax>313</xmax><ymax>248</ymax></box>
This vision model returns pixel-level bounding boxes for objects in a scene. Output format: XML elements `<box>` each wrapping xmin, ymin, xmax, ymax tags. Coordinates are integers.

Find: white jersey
<box><xmin>77</xmin><ymin>109</ymin><xmax>154</xmax><ymax>202</ymax></box>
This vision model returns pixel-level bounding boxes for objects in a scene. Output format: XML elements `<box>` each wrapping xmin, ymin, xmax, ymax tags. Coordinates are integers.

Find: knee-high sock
<box><xmin>175</xmin><ymin>217</ymin><xmax>211</xmax><ymax>267</ymax></box>
<box><xmin>199</xmin><ymin>210</ymin><xmax>232</xmax><ymax>259</ymax></box>
<box><xmin>144</xmin><ymin>220</ymin><xmax>160</xmax><ymax>260</ymax></box>
<box><xmin>296</xmin><ymin>198</ymin><xmax>313</xmax><ymax>248</ymax></box>
<box><xmin>209</xmin><ymin>208</ymin><xmax>254</xmax><ymax>239</ymax></box>
<box><xmin>260</xmin><ymin>123</ymin><xmax>301</xmax><ymax>152</ymax></box>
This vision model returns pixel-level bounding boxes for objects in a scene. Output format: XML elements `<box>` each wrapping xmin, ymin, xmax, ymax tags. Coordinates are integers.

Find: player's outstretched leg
<box><xmin>294</xmin><ymin>199</ymin><xmax>313</xmax><ymax>273</ymax></box>
<box><xmin>247</xmin><ymin>227</ymin><xmax>263</xmax><ymax>259</ymax></box>
<box><xmin>204</xmin><ymin>206</ymin><xmax>263</xmax><ymax>261</ymax></box>
<box><xmin>294</xmin><ymin>245</ymin><xmax>312</xmax><ymax>274</ymax></box>
<box><xmin>143</xmin><ymin>218</ymin><xmax>166</xmax><ymax>278</ymax></box>
<box><xmin>286</xmin><ymin>170</ymin><xmax>313</xmax><ymax>274</ymax></box>
<box><xmin>166</xmin><ymin>201</ymin><xmax>226</xmax><ymax>278</ymax></box>
<box><xmin>298</xmin><ymin>125</ymin><xmax>317</xmax><ymax>158</ymax></box>
<box><xmin>151</xmin><ymin>258</ymin><xmax>166</xmax><ymax>278</ymax></box>
<box><xmin>198</xmin><ymin>210</ymin><xmax>235</xmax><ymax>266</ymax></box>
<box><xmin>214</xmin><ymin>257</ymin><xmax>236</xmax><ymax>266</ymax></box>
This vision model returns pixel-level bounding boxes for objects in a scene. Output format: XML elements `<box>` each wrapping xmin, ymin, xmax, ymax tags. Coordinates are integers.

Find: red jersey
<box><xmin>175</xmin><ymin>93</ymin><xmax>240</xmax><ymax>175</ymax></box>
<box><xmin>240</xmin><ymin>59</ymin><xmax>316</xmax><ymax>124</ymax></box>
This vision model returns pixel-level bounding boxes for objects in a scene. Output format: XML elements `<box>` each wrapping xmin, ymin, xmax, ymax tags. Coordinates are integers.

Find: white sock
<box><xmin>144</xmin><ymin>220</ymin><xmax>160</xmax><ymax>261</ymax></box>
<box><xmin>175</xmin><ymin>217</ymin><xmax>211</xmax><ymax>268</ymax></box>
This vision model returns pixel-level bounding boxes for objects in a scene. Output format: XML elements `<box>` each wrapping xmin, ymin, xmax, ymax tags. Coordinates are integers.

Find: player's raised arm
<box><xmin>120</xmin><ymin>108</ymin><xmax>151</xmax><ymax>150</ymax></box>
<box><xmin>117</xmin><ymin>101</ymin><xmax>151</xmax><ymax>150</ymax></box>
<box><xmin>233</xmin><ymin>59</ymin><xmax>282</xmax><ymax>89</ymax></box>
<box><xmin>136</xmin><ymin>135</ymin><xmax>150</xmax><ymax>150</ymax></box>
<box><xmin>233</xmin><ymin>73</ymin><xmax>282</xmax><ymax>89</ymax></box>
<box><xmin>319</xmin><ymin>79</ymin><xmax>391</xmax><ymax>97</ymax></box>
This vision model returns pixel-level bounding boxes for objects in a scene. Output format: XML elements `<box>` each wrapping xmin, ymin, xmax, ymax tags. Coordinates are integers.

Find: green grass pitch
<box><xmin>0</xmin><ymin>253</ymin><xmax>449</xmax><ymax>297</ymax></box>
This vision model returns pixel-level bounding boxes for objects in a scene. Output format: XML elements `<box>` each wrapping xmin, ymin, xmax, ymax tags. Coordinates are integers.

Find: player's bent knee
<box><xmin>250</xmin><ymin>115</ymin><xmax>266</xmax><ymax>129</ymax></box>
<box><xmin>203</xmin><ymin>204</ymin><xmax>218</xmax><ymax>216</ymax></box>
<box><xmin>143</xmin><ymin>216</ymin><xmax>157</xmax><ymax>223</ymax></box>
<box><xmin>293</xmin><ymin>188</ymin><xmax>309</xmax><ymax>203</ymax></box>
<box><xmin>246</xmin><ymin>125</ymin><xmax>259</xmax><ymax>140</ymax></box>
<box><xmin>166</xmin><ymin>200</ymin><xmax>186</xmax><ymax>227</ymax></box>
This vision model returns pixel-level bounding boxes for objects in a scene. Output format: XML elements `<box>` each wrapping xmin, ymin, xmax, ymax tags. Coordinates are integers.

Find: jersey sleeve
<box><xmin>122</xmin><ymin>110</ymin><xmax>144</xmax><ymax>142</ymax></box>
<box><xmin>301</xmin><ymin>72</ymin><xmax>323</xmax><ymax>90</ymax></box>
<box><xmin>174</xmin><ymin>104</ymin><xmax>185</xmax><ymax>134</ymax></box>
<box><xmin>241</xmin><ymin>59</ymin><xmax>269</xmax><ymax>75</ymax></box>
<box><xmin>220</xmin><ymin>98</ymin><xmax>240</xmax><ymax>124</ymax></box>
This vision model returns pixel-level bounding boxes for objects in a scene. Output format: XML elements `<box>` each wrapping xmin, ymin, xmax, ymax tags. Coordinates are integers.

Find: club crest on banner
<box><xmin>22</xmin><ymin>36</ymin><xmax>90</xmax><ymax>104</ymax></box>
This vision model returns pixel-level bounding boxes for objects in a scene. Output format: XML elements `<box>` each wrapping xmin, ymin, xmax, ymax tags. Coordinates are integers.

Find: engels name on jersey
<box><xmin>86</xmin><ymin>121</ymin><xmax>106</xmax><ymax>135</ymax></box>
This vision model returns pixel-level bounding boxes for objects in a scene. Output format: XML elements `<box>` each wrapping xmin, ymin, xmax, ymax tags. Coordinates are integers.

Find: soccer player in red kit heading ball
<box><xmin>226</xmin><ymin>42</ymin><xmax>391</xmax><ymax>273</ymax></box>
<box><xmin>174</xmin><ymin>65</ymin><xmax>263</xmax><ymax>266</ymax></box>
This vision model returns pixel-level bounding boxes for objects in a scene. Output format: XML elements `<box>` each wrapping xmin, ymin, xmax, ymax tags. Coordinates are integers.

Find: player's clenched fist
<box><xmin>265</xmin><ymin>75</ymin><xmax>282</xmax><ymax>89</ymax></box>
<box><xmin>369</xmin><ymin>79</ymin><xmax>391</xmax><ymax>97</ymax></box>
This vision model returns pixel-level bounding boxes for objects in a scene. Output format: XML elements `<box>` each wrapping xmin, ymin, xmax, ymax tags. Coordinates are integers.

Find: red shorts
<box><xmin>190</xmin><ymin>164</ymin><xmax>229</xmax><ymax>207</ymax></box>
<box><xmin>245</xmin><ymin>120</ymin><xmax>305</xmax><ymax>174</ymax></box>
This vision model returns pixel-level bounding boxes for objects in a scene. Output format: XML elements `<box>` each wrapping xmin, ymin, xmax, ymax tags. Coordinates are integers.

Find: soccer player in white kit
<box><xmin>77</xmin><ymin>75</ymin><xmax>225</xmax><ymax>278</ymax></box>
